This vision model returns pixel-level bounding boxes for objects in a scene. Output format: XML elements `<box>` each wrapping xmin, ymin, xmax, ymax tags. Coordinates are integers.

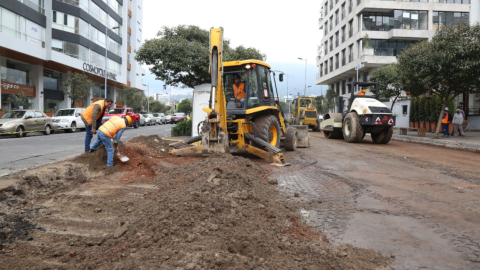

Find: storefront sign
<box><xmin>83</xmin><ymin>63</ymin><xmax>117</xmax><ymax>81</ymax></box>
<box><xmin>1</xmin><ymin>82</ymin><xmax>36</xmax><ymax>97</ymax></box>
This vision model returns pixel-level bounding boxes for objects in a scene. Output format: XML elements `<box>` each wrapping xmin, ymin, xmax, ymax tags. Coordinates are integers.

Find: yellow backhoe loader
<box><xmin>169</xmin><ymin>27</ymin><xmax>309</xmax><ymax>166</ymax></box>
<box><xmin>290</xmin><ymin>97</ymin><xmax>321</xmax><ymax>132</ymax></box>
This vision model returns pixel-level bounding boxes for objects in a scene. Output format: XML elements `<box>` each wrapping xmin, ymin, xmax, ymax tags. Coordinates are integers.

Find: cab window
<box><xmin>257</xmin><ymin>66</ymin><xmax>273</xmax><ymax>103</ymax></box>
<box><xmin>246</xmin><ymin>69</ymin><xmax>260</xmax><ymax>109</ymax></box>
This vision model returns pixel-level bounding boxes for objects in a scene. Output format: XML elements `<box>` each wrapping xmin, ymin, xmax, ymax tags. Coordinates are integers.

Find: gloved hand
<box><xmin>114</xmin><ymin>143</ymin><xmax>118</xmax><ymax>149</ymax></box>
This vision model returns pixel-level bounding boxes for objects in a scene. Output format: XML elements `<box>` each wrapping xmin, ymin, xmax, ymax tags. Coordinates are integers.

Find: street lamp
<box><xmin>307</xmin><ymin>85</ymin><xmax>312</xmax><ymax>96</ymax></box>
<box><xmin>274</xmin><ymin>70</ymin><xmax>290</xmax><ymax>117</ymax></box>
<box><xmin>298</xmin><ymin>57</ymin><xmax>307</xmax><ymax>96</ymax></box>
<box><xmin>355</xmin><ymin>61</ymin><xmax>368</xmax><ymax>92</ymax></box>
<box><xmin>105</xmin><ymin>25</ymin><xmax>119</xmax><ymax>99</ymax></box>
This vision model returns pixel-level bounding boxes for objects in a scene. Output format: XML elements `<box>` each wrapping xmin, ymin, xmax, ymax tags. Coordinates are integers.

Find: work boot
<box><xmin>88</xmin><ymin>149</ymin><xmax>96</xmax><ymax>153</ymax></box>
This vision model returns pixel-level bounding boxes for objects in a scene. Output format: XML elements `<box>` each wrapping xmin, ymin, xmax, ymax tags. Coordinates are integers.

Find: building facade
<box><xmin>315</xmin><ymin>0</ymin><xmax>472</xmax><ymax>127</ymax></box>
<box><xmin>0</xmin><ymin>0</ymin><xmax>146</xmax><ymax>112</ymax></box>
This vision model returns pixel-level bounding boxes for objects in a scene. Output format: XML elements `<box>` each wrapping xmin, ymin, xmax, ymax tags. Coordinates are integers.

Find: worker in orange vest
<box><xmin>441</xmin><ymin>107</ymin><xmax>450</xmax><ymax>138</ymax></box>
<box><xmin>231</xmin><ymin>74</ymin><xmax>246</xmax><ymax>108</ymax></box>
<box><xmin>88</xmin><ymin>116</ymin><xmax>132</xmax><ymax>167</ymax></box>
<box><xmin>81</xmin><ymin>99</ymin><xmax>113</xmax><ymax>152</ymax></box>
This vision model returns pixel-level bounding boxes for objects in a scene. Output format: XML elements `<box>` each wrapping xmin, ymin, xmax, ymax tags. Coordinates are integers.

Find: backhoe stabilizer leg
<box><xmin>201</xmin><ymin>130</ymin><xmax>228</xmax><ymax>153</ymax></box>
<box><xmin>244</xmin><ymin>145</ymin><xmax>290</xmax><ymax>166</ymax></box>
<box><xmin>169</xmin><ymin>144</ymin><xmax>203</xmax><ymax>156</ymax></box>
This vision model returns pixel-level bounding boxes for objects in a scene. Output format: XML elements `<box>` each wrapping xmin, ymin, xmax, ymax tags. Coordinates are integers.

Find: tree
<box><xmin>135</xmin><ymin>25</ymin><xmax>266</xmax><ymax>89</ymax></box>
<box><xmin>116</xmin><ymin>87</ymin><xmax>146</xmax><ymax>113</ymax></box>
<box><xmin>325</xmin><ymin>88</ymin><xmax>338</xmax><ymax>112</ymax></box>
<box><xmin>314</xmin><ymin>95</ymin><xmax>325</xmax><ymax>114</ymax></box>
<box><xmin>370</xmin><ymin>63</ymin><xmax>404</xmax><ymax>111</ymax></box>
<box><xmin>7</xmin><ymin>91</ymin><xmax>29</xmax><ymax>109</ymax></box>
<box><xmin>62</xmin><ymin>72</ymin><xmax>93</xmax><ymax>107</ymax></box>
<box><xmin>397</xmin><ymin>22</ymin><xmax>480</xmax><ymax>138</ymax></box>
<box><xmin>149</xmin><ymin>99</ymin><xmax>169</xmax><ymax>114</ymax></box>
<box><xmin>409</xmin><ymin>98</ymin><xmax>415</xmax><ymax>123</ymax></box>
<box><xmin>177</xmin><ymin>98</ymin><xmax>192</xmax><ymax>114</ymax></box>
<box><xmin>278</xmin><ymin>101</ymin><xmax>289</xmax><ymax>114</ymax></box>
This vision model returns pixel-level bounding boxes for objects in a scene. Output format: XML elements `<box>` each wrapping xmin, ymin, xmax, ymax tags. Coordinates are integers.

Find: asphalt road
<box><xmin>0</xmin><ymin>123</ymin><xmax>174</xmax><ymax>176</ymax></box>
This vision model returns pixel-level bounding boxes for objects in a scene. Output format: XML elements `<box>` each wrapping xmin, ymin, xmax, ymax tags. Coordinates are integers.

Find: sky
<box><xmin>140</xmin><ymin>0</ymin><xmax>327</xmax><ymax>99</ymax></box>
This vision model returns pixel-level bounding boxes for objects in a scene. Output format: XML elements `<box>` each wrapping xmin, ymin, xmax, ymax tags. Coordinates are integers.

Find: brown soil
<box><xmin>0</xmin><ymin>135</ymin><xmax>391</xmax><ymax>269</ymax></box>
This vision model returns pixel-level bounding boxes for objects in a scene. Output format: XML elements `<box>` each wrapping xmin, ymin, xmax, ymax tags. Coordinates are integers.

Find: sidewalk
<box><xmin>391</xmin><ymin>128</ymin><xmax>480</xmax><ymax>152</ymax></box>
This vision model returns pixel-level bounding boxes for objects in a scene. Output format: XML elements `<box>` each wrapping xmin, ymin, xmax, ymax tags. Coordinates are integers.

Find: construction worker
<box><xmin>232</xmin><ymin>74</ymin><xmax>246</xmax><ymax>107</ymax></box>
<box><xmin>89</xmin><ymin>115</ymin><xmax>132</xmax><ymax>167</ymax></box>
<box><xmin>81</xmin><ymin>99</ymin><xmax>113</xmax><ymax>152</ymax></box>
<box><xmin>441</xmin><ymin>107</ymin><xmax>450</xmax><ymax>138</ymax></box>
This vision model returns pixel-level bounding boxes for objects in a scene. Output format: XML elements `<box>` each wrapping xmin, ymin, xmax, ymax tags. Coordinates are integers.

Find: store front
<box><xmin>0</xmin><ymin>57</ymin><xmax>36</xmax><ymax>110</ymax></box>
<box><xmin>43</xmin><ymin>69</ymin><xmax>64</xmax><ymax>113</ymax></box>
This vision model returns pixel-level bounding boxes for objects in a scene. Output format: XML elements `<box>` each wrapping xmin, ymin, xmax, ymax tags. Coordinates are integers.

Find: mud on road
<box><xmin>275</xmin><ymin>132</ymin><xmax>480</xmax><ymax>270</ymax></box>
<box><xmin>0</xmin><ymin>135</ymin><xmax>390</xmax><ymax>270</ymax></box>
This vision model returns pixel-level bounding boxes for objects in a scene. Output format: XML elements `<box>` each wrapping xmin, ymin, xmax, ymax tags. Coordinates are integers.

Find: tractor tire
<box><xmin>284</xmin><ymin>127</ymin><xmax>298</xmax><ymax>151</ymax></box>
<box><xmin>255</xmin><ymin>115</ymin><xmax>281</xmax><ymax>148</ymax></box>
<box><xmin>134</xmin><ymin>120</ymin><xmax>139</xmax><ymax>129</ymax></box>
<box><xmin>371</xmin><ymin>126</ymin><xmax>394</xmax><ymax>144</ymax></box>
<box><xmin>343</xmin><ymin>112</ymin><xmax>363</xmax><ymax>143</ymax></box>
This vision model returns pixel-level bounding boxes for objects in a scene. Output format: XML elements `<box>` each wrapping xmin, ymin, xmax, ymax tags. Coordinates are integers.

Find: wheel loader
<box><xmin>320</xmin><ymin>81</ymin><xmax>395</xmax><ymax>144</ymax></box>
<box><xmin>290</xmin><ymin>97</ymin><xmax>321</xmax><ymax>131</ymax></box>
<box><xmin>169</xmin><ymin>27</ymin><xmax>309</xmax><ymax>165</ymax></box>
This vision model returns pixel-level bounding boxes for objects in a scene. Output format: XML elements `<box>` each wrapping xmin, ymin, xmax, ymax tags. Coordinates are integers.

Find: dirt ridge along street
<box><xmin>0</xmin><ymin>135</ymin><xmax>390</xmax><ymax>269</ymax></box>
<box><xmin>273</xmin><ymin>132</ymin><xmax>480</xmax><ymax>270</ymax></box>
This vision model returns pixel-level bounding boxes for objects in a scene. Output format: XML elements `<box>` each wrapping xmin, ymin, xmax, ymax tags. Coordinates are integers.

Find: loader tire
<box><xmin>284</xmin><ymin>127</ymin><xmax>297</xmax><ymax>151</ymax></box>
<box><xmin>255</xmin><ymin>115</ymin><xmax>281</xmax><ymax>148</ymax></box>
<box><xmin>343</xmin><ymin>112</ymin><xmax>363</xmax><ymax>143</ymax></box>
<box><xmin>371</xmin><ymin>126</ymin><xmax>393</xmax><ymax>144</ymax></box>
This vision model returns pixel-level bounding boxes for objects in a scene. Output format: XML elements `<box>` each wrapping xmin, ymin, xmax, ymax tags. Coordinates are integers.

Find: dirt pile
<box><xmin>70</xmin><ymin>154</ymin><xmax>391</xmax><ymax>269</ymax></box>
<box><xmin>0</xmin><ymin>164</ymin><xmax>89</xmax><ymax>249</ymax></box>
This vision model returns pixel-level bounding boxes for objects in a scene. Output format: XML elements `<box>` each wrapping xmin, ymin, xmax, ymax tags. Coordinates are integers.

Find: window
<box><xmin>330</xmin><ymin>36</ymin><xmax>333</xmax><ymax>51</ymax></box>
<box><xmin>335</xmin><ymin>10</ymin><xmax>339</xmax><ymax>25</ymax></box>
<box><xmin>341</xmin><ymin>4</ymin><xmax>345</xmax><ymax>20</ymax></box>
<box><xmin>402</xmin><ymin>105</ymin><xmax>408</xmax><ymax>115</ymax></box>
<box><xmin>363</xmin><ymin>71</ymin><xmax>369</xmax><ymax>82</ymax></box>
<box><xmin>348</xmin><ymin>20</ymin><xmax>353</xmax><ymax>37</ymax></box>
<box><xmin>324</xmin><ymin>60</ymin><xmax>328</xmax><ymax>75</ymax></box>
<box><xmin>335</xmin><ymin>53</ymin><xmax>339</xmax><ymax>69</ymax></box>
<box><xmin>330</xmin><ymin>16</ymin><xmax>333</xmax><ymax>30</ymax></box>
<box><xmin>366</xmin><ymin>39</ymin><xmax>420</xmax><ymax>56</ymax></box>
<box><xmin>325</xmin><ymin>41</ymin><xmax>328</xmax><ymax>54</ymax></box>
<box><xmin>320</xmin><ymin>64</ymin><xmax>323</xmax><ymax>77</ymax></box>
<box><xmin>348</xmin><ymin>44</ymin><xmax>353</xmax><ymax>62</ymax></box>
<box><xmin>336</xmin><ymin>82</ymin><xmax>340</xmax><ymax>95</ymax></box>
<box><xmin>433</xmin><ymin>11</ymin><xmax>469</xmax><ymax>30</ymax></box>
<box><xmin>53</xmin><ymin>11</ymin><xmax>57</xmax><ymax>23</ymax></box>
<box><xmin>349</xmin><ymin>0</ymin><xmax>353</xmax><ymax>13</ymax></box>
<box><xmin>325</xmin><ymin>22</ymin><xmax>328</xmax><ymax>35</ymax></box>
<box><xmin>335</xmin><ymin>31</ymin><xmax>339</xmax><ymax>47</ymax></box>
<box><xmin>341</xmin><ymin>26</ymin><xmax>345</xmax><ymax>42</ymax></box>
<box><xmin>324</xmin><ymin>2</ymin><xmax>328</xmax><ymax>16</ymax></box>
<box><xmin>341</xmin><ymin>49</ymin><xmax>346</xmax><ymax>65</ymax></box>
<box><xmin>329</xmin><ymin>57</ymin><xmax>333</xmax><ymax>72</ymax></box>
<box><xmin>357</xmin><ymin>0</ymin><xmax>362</xmax><ymax>5</ymax></box>
<box><xmin>342</xmin><ymin>80</ymin><xmax>346</xmax><ymax>95</ymax></box>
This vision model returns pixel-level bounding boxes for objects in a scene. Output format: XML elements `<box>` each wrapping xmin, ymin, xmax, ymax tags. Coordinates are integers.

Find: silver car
<box><xmin>0</xmin><ymin>110</ymin><xmax>53</xmax><ymax>137</ymax></box>
<box><xmin>143</xmin><ymin>114</ymin><xmax>155</xmax><ymax>126</ymax></box>
<box><xmin>152</xmin><ymin>113</ymin><xmax>166</xmax><ymax>124</ymax></box>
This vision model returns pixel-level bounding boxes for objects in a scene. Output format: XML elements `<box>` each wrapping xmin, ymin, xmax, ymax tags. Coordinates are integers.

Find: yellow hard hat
<box><xmin>125</xmin><ymin>115</ymin><xmax>132</xmax><ymax>125</ymax></box>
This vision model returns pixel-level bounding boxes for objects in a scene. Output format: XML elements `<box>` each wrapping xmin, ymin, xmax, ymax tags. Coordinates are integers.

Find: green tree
<box><xmin>325</xmin><ymin>88</ymin><xmax>338</xmax><ymax>112</ymax></box>
<box><xmin>62</xmin><ymin>71</ymin><xmax>93</xmax><ymax>107</ymax></box>
<box><xmin>370</xmin><ymin>63</ymin><xmax>405</xmax><ymax>111</ymax></box>
<box><xmin>314</xmin><ymin>95</ymin><xmax>325</xmax><ymax>114</ymax></box>
<box><xmin>418</xmin><ymin>96</ymin><xmax>426</xmax><ymax>122</ymax></box>
<box><xmin>424</xmin><ymin>96</ymin><xmax>431</xmax><ymax>124</ymax></box>
<box><xmin>149</xmin><ymin>99</ymin><xmax>170</xmax><ymax>114</ymax></box>
<box><xmin>397</xmin><ymin>22</ymin><xmax>480</xmax><ymax>138</ymax></box>
<box><xmin>135</xmin><ymin>25</ymin><xmax>266</xmax><ymax>89</ymax></box>
<box><xmin>409</xmin><ymin>98</ymin><xmax>415</xmax><ymax>123</ymax></box>
<box><xmin>7</xmin><ymin>91</ymin><xmax>29</xmax><ymax>109</ymax></box>
<box><xmin>177</xmin><ymin>98</ymin><xmax>192</xmax><ymax>114</ymax></box>
<box><xmin>116</xmin><ymin>87</ymin><xmax>146</xmax><ymax>113</ymax></box>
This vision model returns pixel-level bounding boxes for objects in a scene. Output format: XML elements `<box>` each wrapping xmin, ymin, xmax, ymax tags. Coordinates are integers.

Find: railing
<box><xmin>17</xmin><ymin>0</ymin><xmax>45</xmax><ymax>15</ymax></box>
<box><xmin>55</xmin><ymin>0</ymin><xmax>88</xmax><ymax>13</ymax></box>
<box><xmin>373</xmin><ymin>48</ymin><xmax>396</xmax><ymax>56</ymax></box>
<box><xmin>0</xmin><ymin>24</ymin><xmax>44</xmax><ymax>47</ymax></box>
<box><xmin>52</xmin><ymin>23</ymin><xmax>89</xmax><ymax>39</ymax></box>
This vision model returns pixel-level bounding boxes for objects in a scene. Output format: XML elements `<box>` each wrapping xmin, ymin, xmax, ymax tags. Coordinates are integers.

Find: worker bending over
<box><xmin>89</xmin><ymin>116</ymin><xmax>132</xmax><ymax>167</ymax></box>
<box><xmin>81</xmin><ymin>99</ymin><xmax>113</xmax><ymax>152</ymax></box>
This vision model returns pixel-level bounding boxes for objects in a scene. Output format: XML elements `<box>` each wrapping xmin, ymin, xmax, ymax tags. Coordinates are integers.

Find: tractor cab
<box><xmin>223</xmin><ymin>60</ymin><xmax>277</xmax><ymax>115</ymax></box>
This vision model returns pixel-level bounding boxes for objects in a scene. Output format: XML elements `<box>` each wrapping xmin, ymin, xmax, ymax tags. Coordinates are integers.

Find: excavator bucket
<box><xmin>289</xmin><ymin>125</ymin><xmax>310</xmax><ymax>147</ymax></box>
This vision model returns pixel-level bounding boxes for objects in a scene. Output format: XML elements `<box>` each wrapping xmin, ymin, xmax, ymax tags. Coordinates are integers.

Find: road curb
<box><xmin>391</xmin><ymin>135</ymin><xmax>480</xmax><ymax>152</ymax></box>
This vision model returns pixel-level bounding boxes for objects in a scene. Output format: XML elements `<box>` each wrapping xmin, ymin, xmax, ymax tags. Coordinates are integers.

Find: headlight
<box><xmin>3</xmin><ymin>122</ymin><xmax>15</xmax><ymax>128</ymax></box>
<box><xmin>61</xmin><ymin>119</ymin><xmax>69</xmax><ymax>122</ymax></box>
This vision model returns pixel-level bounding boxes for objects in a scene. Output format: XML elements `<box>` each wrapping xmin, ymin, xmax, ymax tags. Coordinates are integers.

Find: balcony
<box><xmin>17</xmin><ymin>0</ymin><xmax>45</xmax><ymax>14</ymax></box>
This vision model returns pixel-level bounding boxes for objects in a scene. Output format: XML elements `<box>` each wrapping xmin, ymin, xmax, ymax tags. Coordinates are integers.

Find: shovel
<box><xmin>116</xmin><ymin>144</ymin><xmax>130</xmax><ymax>162</ymax></box>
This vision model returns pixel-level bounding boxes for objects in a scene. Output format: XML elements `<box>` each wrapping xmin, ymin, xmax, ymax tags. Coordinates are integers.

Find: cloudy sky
<box><xmin>140</xmin><ymin>0</ymin><xmax>326</xmax><ymax>99</ymax></box>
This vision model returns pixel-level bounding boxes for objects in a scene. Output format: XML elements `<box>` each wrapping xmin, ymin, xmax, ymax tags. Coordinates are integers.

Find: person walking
<box><xmin>451</xmin><ymin>106</ymin><xmax>465</xmax><ymax>135</ymax></box>
<box><xmin>441</xmin><ymin>107</ymin><xmax>450</xmax><ymax>138</ymax></box>
<box><xmin>452</xmin><ymin>109</ymin><xmax>465</xmax><ymax>137</ymax></box>
<box><xmin>88</xmin><ymin>116</ymin><xmax>131</xmax><ymax>167</ymax></box>
<box><xmin>81</xmin><ymin>99</ymin><xmax>113</xmax><ymax>152</ymax></box>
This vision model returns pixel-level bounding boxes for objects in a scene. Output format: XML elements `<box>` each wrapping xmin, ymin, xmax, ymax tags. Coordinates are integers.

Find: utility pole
<box><xmin>105</xmin><ymin>25</ymin><xmax>119</xmax><ymax>99</ymax></box>
<box><xmin>298</xmin><ymin>57</ymin><xmax>307</xmax><ymax>96</ymax></box>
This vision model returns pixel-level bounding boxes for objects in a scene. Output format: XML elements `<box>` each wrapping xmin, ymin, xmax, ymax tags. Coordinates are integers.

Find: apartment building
<box><xmin>0</xmin><ymin>0</ymin><xmax>146</xmax><ymax>112</ymax></box>
<box><xmin>315</xmin><ymin>0</ymin><xmax>472</xmax><ymax>126</ymax></box>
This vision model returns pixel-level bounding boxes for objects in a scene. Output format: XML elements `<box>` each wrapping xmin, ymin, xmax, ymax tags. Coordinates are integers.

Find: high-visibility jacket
<box><xmin>99</xmin><ymin>116</ymin><xmax>126</xmax><ymax>138</ymax></box>
<box><xmin>233</xmin><ymin>82</ymin><xmax>246</xmax><ymax>100</ymax></box>
<box><xmin>82</xmin><ymin>100</ymin><xmax>106</xmax><ymax>126</ymax></box>
<box><xmin>442</xmin><ymin>112</ymin><xmax>449</xmax><ymax>124</ymax></box>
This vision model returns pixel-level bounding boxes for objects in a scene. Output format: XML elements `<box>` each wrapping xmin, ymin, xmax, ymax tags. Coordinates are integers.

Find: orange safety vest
<box><xmin>233</xmin><ymin>82</ymin><xmax>246</xmax><ymax>100</ymax></box>
<box><xmin>99</xmin><ymin>116</ymin><xmax>126</xmax><ymax>138</ymax></box>
<box><xmin>81</xmin><ymin>100</ymin><xmax>106</xmax><ymax>125</ymax></box>
<box><xmin>442</xmin><ymin>112</ymin><xmax>449</xmax><ymax>124</ymax></box>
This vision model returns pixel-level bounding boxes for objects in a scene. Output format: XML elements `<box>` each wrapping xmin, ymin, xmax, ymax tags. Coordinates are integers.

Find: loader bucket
<box><xmin>290</xmin><ymin>125</ymin><xmax>310</xmax><ymax>148</ymax></box>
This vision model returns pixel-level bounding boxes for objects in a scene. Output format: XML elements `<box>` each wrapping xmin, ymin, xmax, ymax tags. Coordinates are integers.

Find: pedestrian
<box><xmin>441</xmin><ymin>107</ymin><xmax>450</xmax><ymax>138</ymax></box>
<box><xmin>452</xmin><ymin>109</ymin><xmax>465</xmax><ymax>137</ymax></box>
<box><xmin>451</xmin><ymin>106</ymin><xmax>465</xmax><ymax>135</ymax></box>
<box><xmin>88</xmin><ymin>116</ymin><xmax>132</xmax><ymax>167</ymax></box>
<box><xmin>81</xmin><ymin>99</ymin><xmax>113</xmax><ymax>152</ymax></box>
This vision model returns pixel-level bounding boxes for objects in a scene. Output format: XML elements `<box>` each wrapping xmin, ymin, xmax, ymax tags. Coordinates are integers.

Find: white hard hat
<box><xmin>445</xmin><ymin>107</ymin><xmax>448</xmax><ymax>111</ymax></box>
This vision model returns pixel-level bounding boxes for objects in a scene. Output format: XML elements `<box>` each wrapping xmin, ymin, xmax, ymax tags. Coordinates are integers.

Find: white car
<box><xmin>152</xmin><ymin>113</ymin><xmax>166</xmax><ymax>124</ymax></box>
<box><xmin>143</xmin><ymin>114</ymin><xmax>156</xmax><ymax>126</ymax></box>
<box><xmin>51</xmin><ymin>108</ymin><xmax>85</xmax><ymax>133</ymax></box>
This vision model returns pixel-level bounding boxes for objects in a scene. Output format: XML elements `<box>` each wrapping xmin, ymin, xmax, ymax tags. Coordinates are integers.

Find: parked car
<box><xmin>171</xmin><ymin>112</ymin><xmax>187</xmax><ymax>124</ymax></box>
<box><xmin>103</xmin><ymin>107</ymin><xmax>141</xmax><ymax>128</ymax></box>
<box><xmin>51</xmin><ymin>108</ymin><xmax>85</xmax><ymax>133</ymax></box>
<box><xmin>143</xmin><ymin>114</ymin><xmax>156</xmax><ymax>126</ymax></box>
<box><xmin>139</xmin><ymin>114</ymin><xmax>146</xmax><ymax>126</ymax></box>
<box><xmin>0</xmin><ymin>110</ymin><xmax>53</xmax><ymax>138</ymax></box>
<box><xmin>152</xmin><ymin>113</ymin><xmax>166</xmax><ymax>124</ymax></box>
<box><xmin>165</xmin><ymin>115</ymin><xmax>172</xmax><ymax>124</ymax></box>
